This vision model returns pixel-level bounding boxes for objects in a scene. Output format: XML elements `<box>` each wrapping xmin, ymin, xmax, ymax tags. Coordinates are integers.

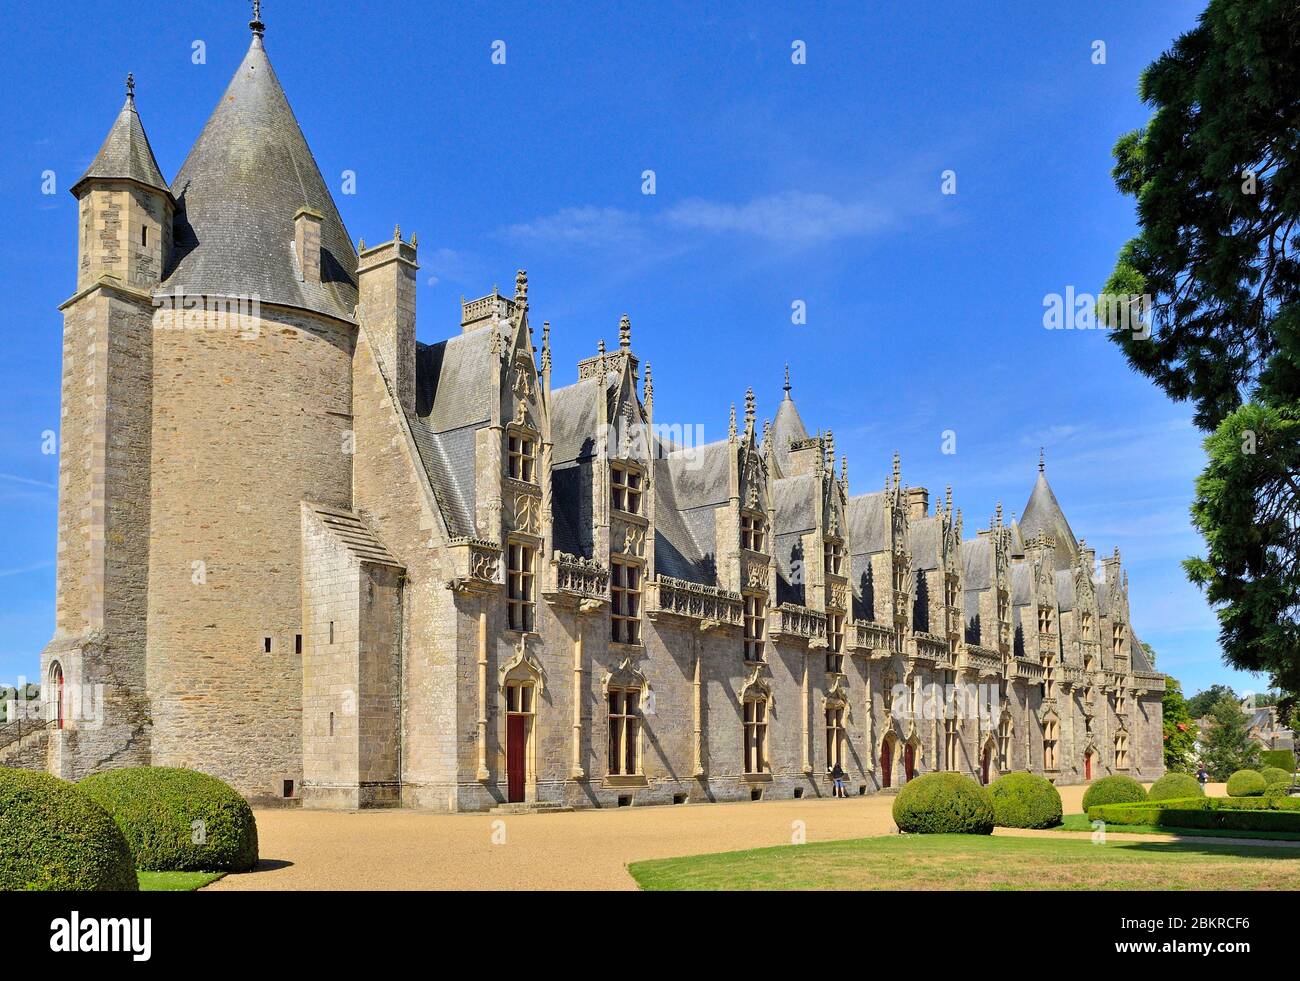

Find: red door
<box><xmin>881</xmin><ymin>745</ymin><xmax>892</xmax><ymax>788</ymax></box>
<box><xmin>1085</xmin><ymin>753</ymin><xmax>1093</xmax><ymax>780</ymax></box>
<box><xmin>981</xmin><ymin>745</ymin><xmax>990</xmax><ymax>785</ymax></box>
<box><xmin>904</xmin><ymin>743</ymin><xmax>916</xmax><ymax>781</ymax></box>
<box><xmin>507</xmin><ymin>715</ymin><xmax>526</xmax><ymax>803</ymax></box>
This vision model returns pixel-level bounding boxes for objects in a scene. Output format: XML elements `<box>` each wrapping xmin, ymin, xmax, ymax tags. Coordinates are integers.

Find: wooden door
<box><xmin>507</xmin><ymin>715</ymin><xmax>526</xmax><ymax>803</ymax></box>
<box><xmin>904</xmin><ymin>742</ymin><xmax>916</xmax><ymax>781</ymax></box>
<box><xmin>1085</xmin><ymin>752</ymin><xmax>1093</xmax><ymax>780</ymax></box>
<box><xmin>981</xmin><ymin>745</ymin><xmax>990</xmax><ymax>785</ymax></box>
<box><xmin>881</xmin><ymin>743</ymin><xmax>892</xmax><ymax>788</ymax></box>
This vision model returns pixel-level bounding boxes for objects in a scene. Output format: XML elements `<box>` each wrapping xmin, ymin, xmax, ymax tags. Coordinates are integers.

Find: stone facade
<box><xmin>15</xmin><ymin>17</ymin><xmax>1166</xmax><ymax>808</ymax></box>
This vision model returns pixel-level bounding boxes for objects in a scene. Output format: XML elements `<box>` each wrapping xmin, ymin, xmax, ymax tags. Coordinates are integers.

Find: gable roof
<box><xmin>72</xmin><ymin>92</ymin><xmax>170</xmax><ymax>197</ymax></box>
<box><xmin>165</xmin><ymin>34</ymin><xmax>357</xmax><ymax>322</ymax></box>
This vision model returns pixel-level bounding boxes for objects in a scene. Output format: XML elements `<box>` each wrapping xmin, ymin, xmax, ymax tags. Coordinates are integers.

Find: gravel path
<box><xmin>206</xmin><ymin>782</ymin><xmax>1211</xmax><ymax>890</ymax></box>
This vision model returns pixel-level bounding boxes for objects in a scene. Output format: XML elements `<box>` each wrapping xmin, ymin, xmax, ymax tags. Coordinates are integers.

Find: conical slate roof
<box><xmin>164</xmin><ymin>33</ymin><xmax>357</xmax><ymax>321</ymax></box>
<box><xmin>767</xmin><ymin>374</ymin><xmax>810</xmax><ymax>475</ymax></box>
<box><xmin>72</xmin><ymin>90</ymin><xmax>170</xmax><ymax>197</ymax></box>
<box><xmin>1019</xmin><ymin>468</ymin><xmax>1078</xmax><ymax>571</ymax></box>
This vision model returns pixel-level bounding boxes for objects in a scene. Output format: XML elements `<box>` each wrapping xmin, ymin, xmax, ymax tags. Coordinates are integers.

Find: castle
<box><xmin>9</xmin><ymin>12</ymin><xmax>1166</xmax><ymax>809</ymax></box>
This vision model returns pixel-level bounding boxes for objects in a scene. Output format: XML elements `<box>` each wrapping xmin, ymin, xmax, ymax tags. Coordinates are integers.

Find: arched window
<box><xmin>997</xmin><ymin>716</ymin><xmax>1012</xmax><ymax>770</ymax></box>
<box><xmin>1114</xmin><ymin>732</ymin><xmax>1129</xmax><ymax>770</ymax></box>
<box><xmin>49</xmin><ymin>661</ymin><xmax>64</xmax><ymax>730</ymax></box>
<box><xmin>1042</xmin><ymin>718</ymin><xmax>1059</xmax><ymax>770</ymax></box>
<box><xmin>824</xmin><ymin>703</ymin><xmax>846</xmax><ymax>770</ymax></box>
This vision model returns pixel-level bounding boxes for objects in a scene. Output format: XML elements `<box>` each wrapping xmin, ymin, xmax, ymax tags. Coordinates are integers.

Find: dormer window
<box><xmin>1112</xmin><ymin>623</ymin><xmax>1125</xmax><ymax>657</ymax></box>
<box><xmin>744</xmin><ymin>595</ymin><xmax>765</xmax><ymax>662</ymax></box>
<box><xmin>1081</xmin><ymin>612</ymin><xmax>1092</xmax><ymax>640</ymax></box>
<box><xmin>825</xmin><ymin>613</ymin><xmax>844</xmax><ymax>673</ymax></box>
<box><xmin>823</xmin><ymin>538</ymin><xmax>844</xmax><ymax>577</ymax></box>
<box><xmin>611</xmin><ymin>463</ymin><xmax>642</xmax><ymax>515</ymax></box>
<box><xmin>741</xmin><ymin>513</ymin><xmax>766</xmax><ymax>552</ymax></box>
<box><xmin>507</xmin><ymin>432</ymin><xmax>536</xmax><ymax>483</ymax></box>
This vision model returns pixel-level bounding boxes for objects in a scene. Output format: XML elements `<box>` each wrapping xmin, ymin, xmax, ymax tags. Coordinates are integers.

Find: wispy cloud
<box><xmin>504</xmin><ymin>206</ymin><xmax>646</xmax><ymax>250</ymax></box>
<box><xmin>0</xmin><ymin>561</ymin><xmax>53</xmax><ymax>579</ymax></box>
<box><xmin>0</xmin><ymin>473</ymin><xmax>55</xmax><ymax>491</ymax></box>
<box><xmin>664</xmin><ymin>191</ymin><xmax>893</xmax><ymax>245</ymax></box>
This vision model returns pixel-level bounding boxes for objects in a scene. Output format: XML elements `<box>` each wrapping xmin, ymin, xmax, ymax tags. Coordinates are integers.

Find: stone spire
<box><xmin>72</xmin><ymin>74</ymin><xmax>170</xmax><ymax>198</ymax></box>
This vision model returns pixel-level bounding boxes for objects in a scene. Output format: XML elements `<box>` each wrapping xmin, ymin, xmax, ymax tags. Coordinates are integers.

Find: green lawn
<box><xmin>1057</xmin><ymin>812</ymin><xmax>1300</xmax><ymax>842</ymax></box>
<box><xmin>137</xmin><ymin>871</ymin><xmax>226</xmax><ymax>891</ymax></box>
<box><xmin>627</xmin><ymin>833</ymin><xmax>1300</xmax><ymax>891</ymax></box>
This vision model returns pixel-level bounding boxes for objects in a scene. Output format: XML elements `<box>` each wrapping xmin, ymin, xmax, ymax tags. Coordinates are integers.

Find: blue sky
<box><xmin>0</xmin><ymin>0</ymin><xmax>1264</xmax><ymax>698</ymax></box>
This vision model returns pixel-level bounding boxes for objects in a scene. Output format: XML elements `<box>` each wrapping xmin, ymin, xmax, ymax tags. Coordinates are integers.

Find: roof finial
<box><xmin>840</xmin><ymin>455</ymin><xmax>848</xmax><ymax>487</ymax></box>
<box><xmin>644</xmin><ymin>362</ymin><xmax>653</xmax><ymax>406</ymax></box>
<box><xmin>125</xmin><ymin>72</ymin><xmax>135</xmax><ymax>103</ymax></box>
<box><xmin>515</xmin><ymin>269</ymin><xmax>528</xmax><ymax>305</ymax></box>
<box><xmin>824</xmin><ymin>429</ymin><xmax>834</xmax><ymax>469</ymax></box>
<box><xmin>995</xmin><ymin>500</ymin><xmax>1003</xmax><ymax>526</ymax></box>
<box><xmin>744</xmin><ymin>387</ymin><xmax>755</xmax><ymax>432</ymax></box>
<box><xmin>1039</xmin><ymin>446</ymin><xmax>1045</xmax><ymax>473</ymax></box>
<box><xmin>729</xmin><ymin>403</ymin><xmax>737</xmax><ymax>441</ymax></box>
<box><xmin>540</xmin><ymin>321</ymin><xmax>551</xmax><ymax>373</ymax></box>
<box><xmin>945</xmin><ymin>485</ymin><xmax>953</xmax><ymax>516</ymax></box>
<box><xmin>394</xmin><ymin>223</ymin><xmax>401</xmax><ymax>243</ymax></box>
<box><xmin>250</xmin><ymin>0</ymin><xmax>265</xmax><ymax>37</ymax></box>
<box><xmin>783</xmin><ymin>363</ymin><xmax>791</xmax><ymax>397</ymax></box>
<box><xmin>763</xmin><ymin>418</ymin><xmax>771</xmax><ymax>446</ymax></box>
<box><xmin>619</xmin><ymin>314</ymin><xmax>631</xmax><ymax>350</ymax></box>
<box><xmin>892</xmin><ymin>451</ymin><xmax>901</xmax><ymax>485</ymax></box>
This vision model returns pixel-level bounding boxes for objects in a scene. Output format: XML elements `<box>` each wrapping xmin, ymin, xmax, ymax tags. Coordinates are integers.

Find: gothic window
<box><xmin>505</xmin><ymin>679</ymin><xmax>534</xmax><ymax>715</ymax></box>
<box><xmin>611</xmin><ymin>558</ymin><xmax>642</xmax><ymax>645</ymax></box>
<box><xmin>507</xmin><ymin>431</ymin><xmax>536</xmax><ymax>483</ymax></box>
<box><xmin>741</xmin><ymin>512</ymin><xmax>766</xmax><ymax>552</ymax></box>
<box><xmin>1043</xmin><ymin>719</ymin><xmax>1059</xmax><ymax>770</ymax></box>
<box><xmin>743</xmin><ymin>696</ymin><xmax>768</xmax><ymax>774</ymax></box>
<box><xmin>744</xmin><ymin>594</ymin><xmax>765</xmax><ymax>662</ymax></box>
<box><xmin>997</xmin><ymin>717</ymin><xmax>1012</xmax><ymax>771</ymax></box>
<box><xmin>945</xmin><ymin>718</ymin><xmax>959</xmax><ymax>771</ymax></box>
<box><xmin>1112</xmin><ymin>623</ymin><xmax>1125</xmax><ymax>658</ymax></box>
<box><xmin>607</xmin><ymin>688</ymin><xmax>641</xmax><ymax>775</ymax></box>
<box><xmin>1115</xmin><ymin>686</ymin><xmax>1127</xmax><ymax>714</ymax></box>
<box><xmin>825</xmin><ymin>705</ymin><xmax>845</xmax><ymax>769</ymax></box>
<box><xmin>1080</xmin><ymin>612</ymin><xmax>1093</xmax><ymax>641</ymax></box>
<box><xmin>611</xmin><ymin>463</ymin><xmax>642</xmax><ymax>515</ymax></box>
<box><xmin>506</xmin><ymin>540</ymin><xmax>535</xmax><ymax>632</ymax></box>
<box><xmin>824</xmin><ymin>538</ymin><xmax>845</xmax><ymax>577</ymax></box>
<box><xmin>1114</xmin><ymin>732</ymin><xmax>1129</xmax><ymax>769</ymax></box>
<box><xmin>1042</xmin><ymin>653</ymin><xmax>1056</xmax><ymax>700</ymax></box>
<box><xmin>996</xmin><ymin>591</ymin><xmax>1009</xmax><ymax>624</ymax></box>
<box><xmin>944</xmin><ymin>576</ymin><xmax>959</xmax><ymax>609</ymax></box>
<box><xmin>1038</xmin><ymin>607</ymin><xmax>1054</xmax><ymax>634</ymax></box>
<box><xmin>825</xmin><ymin>613</ymin><xmax>844</xmax><ymax>673</ymax></box>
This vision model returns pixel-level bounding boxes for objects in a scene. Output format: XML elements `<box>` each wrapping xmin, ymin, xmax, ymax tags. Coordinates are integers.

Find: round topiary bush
<box><xmin>0</xmin><ymin>767</ymin><xmax>137</xmax><ymax>891</ymax></box>
<box><xmin>1081</xmin><ymin>774</ymin><xmax>1147</xmax><ymax>811</ymax></box>
<box><xmin>1148</xmin><ymin>772</ymin><xmax>1205</xmax><ymax>802</ymax></box>
<box><xmin>988</xmin><ymin>772</ymin><xmax>1062</xmax><ymax>829</ymax></box>
<box><xmin>1263</xmin><ymin>780</ymin><xmax>1293</xmax><ymax>799</ymax></box>
<box><xmin>79</xmin><ymin>767</ymin><xmax>258</xmax><ymax>872</ymax></box>
<box><xmin>1260</xmin><ymin>767</ymin><xmax>1291</xmax><ymax>786</ymax></box>
<box><xmin>892</xmin><ymin>772</ymin><xmax>995</xmax><ymax>835</ymax></box>
<box><xmin>1226</xmin><ymin>769</ymin><xmax>1268</xmax><ymax>797</ymax></box>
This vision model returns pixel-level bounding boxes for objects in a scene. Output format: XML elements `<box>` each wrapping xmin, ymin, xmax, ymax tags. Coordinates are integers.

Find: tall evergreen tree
<box><xmin>1101</xmin><ymin>0</ymin><xmax>1300</xmax><ymax>698</ymax></box>
<box><xmin>1201</xmin><ymin>694</ymin><xmax>1261</xmax><ymax>779</ymax></box>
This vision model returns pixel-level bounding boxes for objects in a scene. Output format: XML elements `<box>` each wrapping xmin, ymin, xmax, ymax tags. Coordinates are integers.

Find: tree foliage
<box><xmin>1162</xmin><ymin>677</ymin><xmax>1199</xmax><ymax>772</ymax></box>
<box><xmin>1201</xmin><ymin>694</ymin><xmax>1261</xmax><ymax>780</ymax></box>
<box><xmin>1103</xmin><ymin>0</ymin><xmax>1300</xmax><ymax>698</ymax></box>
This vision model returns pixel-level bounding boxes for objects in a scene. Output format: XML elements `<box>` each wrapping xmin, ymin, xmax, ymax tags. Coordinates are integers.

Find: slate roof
<box><xmin>1019</xmin><ymin>471</ymin><xmax>1079</xmax><ymax>572</ymax></box>
<box><xmin>910</xmin><ymin>515</ymin><xmax>942</xmax><ymax>571</ymax></box>
<box><xmin>1055</xmin><ymin>569</ymin><xmax>1076</xmax><ymax>613</ymax></box>
<box><xmin>768</xmin><ymin>391</ymin><xmax>809</xmax><ymax>475</ymax></box>
<box><xmin>165</xmin><ymin>35</ymin><xmax>357</xmax><ymax>322</ymax></box>
<box><xmin>653</xmin><ymin>457</ymin><xmax>714</xmax><ymax>584</ymax></box>
<box><xmin>962</xmin><ymin>537</ymin><xmax>992</xmax><ymax>591</ymax></box>
<box><xmin>1010</xmin><ymin>563</ymin><xmax>1033</xmax><ymax>607</ymax></box>
<box><xmin>73</xmin><ymin>93</ymin><xmax>170</xmax><ymax>197</ymax></box>
<box><xmin>846</xmin><ymin>492</ymin><xmax>888</xmax><ymax>558</ymax></box>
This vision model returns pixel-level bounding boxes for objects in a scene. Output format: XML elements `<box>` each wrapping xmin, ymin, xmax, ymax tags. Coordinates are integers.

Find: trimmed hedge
<box><xmin>1260</xmin><ymin>767</ymin><xmax>1291</xmax><ymax>786</ymax></box>
<box><xmin>1081</xmin><ymin>774</ymin><xmax>1147</xmax><ymax>811</ymax></box>
<box><xmin>1226</xmin><ymin>769</ymin><xmax>1268</xmax><ymax>797</ymax></box>
<box><xmin>1260</xmin><ymin>749</ymin><xmax>1296</xmax><ymax>772</ymax></box>
<box><xmin>892</xmin><ymin>772</ymin><xmax>995</xmax><ymax>835</ymax></box>
<box><xmin>79</xmin><ymin>767</ymin><xmax>258</xmax><ymax>872</ymax></box>
<box><xmin>1148</xmin><ymin>772</ymin><xmax>1204</xmax><ymax>802</ymax></box>
<box><xmin>0</xmin><ymin>768</ymin><xmax>137</xmax><ymax>891</ymax></box>
<box><xmin>1089</xmin><ymin>796</ymin><xmax>1300</xmax><ymax>834</ymax></box>
<box><xmin>1264</xmin><ymin>780</ymin><xmax>1293</xmax><ymax>799</ymax></box>
<box><xmin>988</xmin><ymin>772</ymin><xmax>1062</xmax><ymax>829</ymax></box>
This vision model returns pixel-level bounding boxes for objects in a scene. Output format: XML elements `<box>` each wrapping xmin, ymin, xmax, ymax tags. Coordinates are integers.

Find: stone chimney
<box><xmin>357</xmin><ymin>228</ymin><xmax>419</xmax><ymax>415</ymax></box>
<box><xmin>293</xmin><ymin>207</ymin><xmax>324</xmax><ymax>284</ymax></box>
<box><xmin>906</xmin><ymin>487</ymin><xmax>929</xmax><ymax>521</ymax></box>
